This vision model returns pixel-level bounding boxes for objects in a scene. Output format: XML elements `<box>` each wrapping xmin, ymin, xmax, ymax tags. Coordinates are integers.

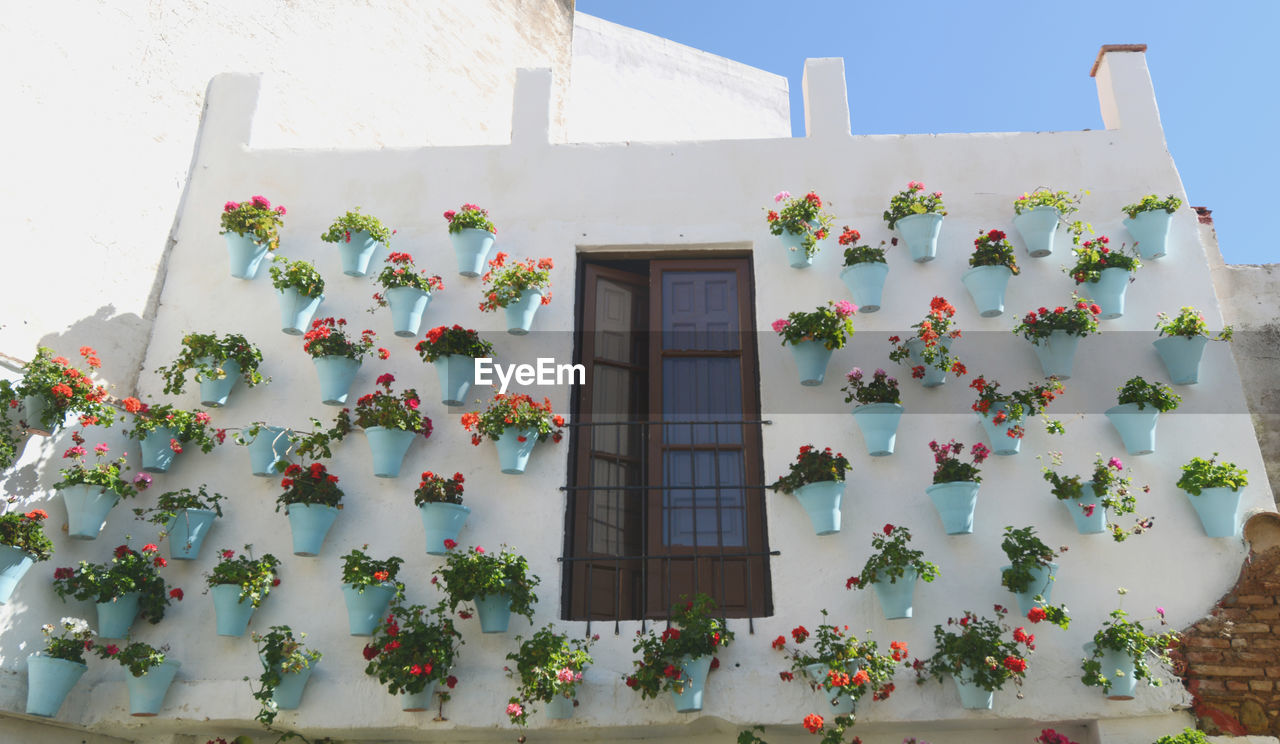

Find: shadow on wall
<box><xmin>36</xmin><ymin>305</ymin><xmax>150</xmax><ymax>396</ymax></box>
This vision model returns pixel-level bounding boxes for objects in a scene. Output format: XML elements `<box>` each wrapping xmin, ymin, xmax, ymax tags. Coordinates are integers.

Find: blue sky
<box><xmin>577</xmin><ymin>0</ymin><xmax>1279</xmax><ymax>265</ymax></box>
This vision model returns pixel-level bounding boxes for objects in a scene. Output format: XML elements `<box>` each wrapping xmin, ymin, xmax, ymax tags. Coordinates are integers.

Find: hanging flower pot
<box><xmin>0</xmin><ymin>545</ymin><xmax>36</xmax><ymax>604</ymax></box>
<box><xmin>386</xmin><ymin>287</ymin><xmax>432</xmax><ymax>338</ymax></box>
<box><xmin>961</xmin><ymin>265</ymin><xmax>1013</xmax><ymax>318</ymax></box>
<box><xmin>1105</xmin><ymin>404</ymin><xmax>1159</xmax><ymax>456</ymax></box>
<box><xmin>287</xmin><ymin>504</ymin><xmax>339</xmax><ymax>557</ymax></box>
<box><xmin>870</xmin><ymin>567</ymin><xmax>918</xmax><ymax>620</ymax></box>
<box><xmin>211</xmin><ymin>584</ymin><xmax>257</xmax><ymax>637</ymax></box>
<box><xmin>1186</xmin><ymin>487</ymin><xmax>1243</xmax><ymax>538</ymax></box>
<box><xmin>897</xmin><ymin>213</ymin><xmax>944</xmax><ymax>263</ymax></box>
<box><xmin>25</xmin><ymin>655</ymin><xmax>88</xmax><ymax>717</ymax></box>
<box><xmin>165</xmin><ymin>508</ymin><xmax>218</xmax><ymax>560</ymax></box>
<box><xmin>766</xmin><ymin>192</ymin><xmax>833</xmax><ymax>269</ymax></box>
<box><xmin>1062</xmin><ymin>483</ymin><xmax>1108</xmax><ymax>535</ymax></box>
<box><xmin>126</xmin><ymin>660</ymin><xmax>180</xmax><ymax>716</ymax></box>
<box><xmin>365</xmin><ymin>426</ymin><xmax>417</xmax><ymax>478</ymax></box>
<box><xmin>246</xmin><ymin>425</ymin><xmax>292</xmax><ymax>477</ymax></box>
<box><xmin>342</xmin><ymin>583</ymin><xmax>398</xmax><ymax>636</ymax></box>
<box><xmin>792</xmin><ymin>480</ymin><xmax>844</xmax><ymax>536</ymax></box>
<box><xmin>474</xmin><ymin>592</ymin><xmax>514</xmax><ymax>633</ymax></box>
<box><xmin>197</xmin><ymin>358</ymin><xmax>241</xmax><ymax>408</ymax></box>
<box><xmin>926</xmin><ymin>481</ymin><xmax>979</xmax><ymax>535</ymax></box>
<box><xmin>419</xmin><ymin>502</ymin><xmax>471</xmax><ymax>555</ymax></box>
<box><xmin>450</xmin><ymin>228</ymin><xmax>497</xmax><ymax>277</ymax></box>
<box><xmin>225</xmin><ymin>233</ymin><xmax>271</xmax><ymax>280</ymax></box>
<box><xmin>1001</xmin><ymin>562</ymin><xmax>1057</xmax><ymax>616</ymax></box>
<box><xmin>139</xmin><ymin>426</ymin><xmax>180</xmax><ymax>473</ymax></box>
<box><xmin>271</xmin><ymin>661</ymin><xmax>317</xmax><ymax>710</ymax></box>
<box><xmin>277</xmin><ymin>288</ymin><xmax>324</xmax><ymax>336</ymax></box>
<box><xmin>312</xmin><ymin>355</ymin><xmax>361</xmax><ymax>406</ymax></box>
<box><xmin>840</xmin><ymin>262</ymin><xmax>888</xmax><ymax>312</ymax></box>
<box><xmin>546</xmin><ymin>693</ymin><xmax>575</xmax><ymax>719</ymax></box>
<box><xmin>851</xmin><ymin>402</ymin><xmax>903</xmax><ymax>457</ymax></box>
<box><xmin>788</xmin><ymin>339</ymin><xmax>834</xmax><ymax>386</ymax></box>
<box><xmin>1031</xmin><ymin>330</ymin><xmax>1080</xmax><ymax>379</ymax></box>
<box><xmin>778</xmin><ymin>228</ymin><xmax>817</xmax><ymax>268</ymax></box>
<box><xmin>774</xmin><ymin>302</ymin><xmax>856</xmax><ymax>387</ymax></box>
<box><xmin>953</xmin><ymin>670</ymin><xmax>994</xmax><ymax>710</ymax></box>
<box><xmin>20</xmin><ymin>395</ymin><xmax>59</xmax><ymax>436</ymax></box>
<box><xmin>801</xmin><ymin>663</ymin><xmax>856</xmax><ymax>714</ymax></box>
<box><xmin>434</xmin><ymin>355</ymin><xmax>476</xmax><ymax>407</ymax></box>
<box><xmin>1083</xmin><ymin>642</ymin><xmax>1138</xmax><ymax>700</ymax></box>
<box><xmin>671</xmin><ymin>655</ymin><xmax>712</xmax><ymax>713</ymax></box>
<box><xmin>1012</xmin><ymin>206</ymin><xmax>1061</xmax><ymax>258</ymax></box>
<box><xmin>1124</xmin><ymin>209</ymin><xmax>1174</xmax><ymax>260</ymax></box>
<box><xmin>96</xmin><ymin>592</ymin><xmax>142</xmax><ymax>638</ymax></box>
<box><xmin>401</xmin><ymin>680</ymin><xmax>439</xmax><ymax>712</ymax></box>
<box><xmin>977</xmin><ymin>403</ymin><xmax>1021</xmax><ymax>456</ymax></box>
<box><xmin>494</xmin><ymin>427</ymin><xmax>539</xmax><ymax>475</ymax></box>
<box><xmin>1153</xmin><ymin>335</ymin><xmax>1208</xmax><ymax>385</ymax></box>
<box><xmin>905</xmin><ymin>338</ymin><xmax>949</xmax><ymax>388</ymax></box>
<box><xmin>336</xmin><ymin>230</ymin><xmax>379</xmax><ymax>277</ymax></box>
<box><xmin>505</xmin><ymin>288</ymin><xmax>544</xmax><ymax>335</ymax></box>
<box><xmin>1082</xmin><ymin>267</ymin><xmax>1132</xmax><ymax>320</ymax></box>
<box><xmin>61</xmin><ymin>484</ymin><xmax>120</xmax><ymax>539</ymax></box>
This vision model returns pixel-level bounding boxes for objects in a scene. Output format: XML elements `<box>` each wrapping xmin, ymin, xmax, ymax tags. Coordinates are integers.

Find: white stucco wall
<box><xmin>0</xmin><ymin>49</ymin><xmax>1271</xmax><ymax>743</ymax></box>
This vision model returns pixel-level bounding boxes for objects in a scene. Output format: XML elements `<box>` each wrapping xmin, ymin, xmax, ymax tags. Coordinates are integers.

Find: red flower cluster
<box><xmin>791</xmin><ymin>625</ymin><xmax>809</xmax><ymax>644</ymax></box>
<box><xmin>1027</xmin><ymin>607</ymin><xmax>1047</xmax><ymax>623</ymax></box>
<box><xmin>802</xmin><ymin>713</ymin><xmax>824</xmax><ymax>733</ymax></box>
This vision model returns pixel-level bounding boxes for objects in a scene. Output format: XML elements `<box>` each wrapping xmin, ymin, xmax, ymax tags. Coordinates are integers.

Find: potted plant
<box><xmin>888</xmin><ymin>297</ymin><xmax>966</xmax><ymax>388</ymax></box>
<box><xmin>0</xmin><ymin>381</ymin><xmax>26</xmax><ymax>471</ymax></box>
<box><xmin>301</xmin><ymin>317</ymin><xmax>386</xmax><ymax>405</ymax></box>
<box><xmin>133</xmin><ymin>485</ymin><xmax>226</xmax><ymax>560</ymax></box>
<box><xmin>1042</xmin><ymin>453</ymin><xmax>1150</xmax><ymax>541</ymax></box>
<box><xmin>371</xmin><ymin>252</ymin><xmax>444</xmax><ymax>337</ymax></box>
<box><xmin>479</xmin><ymin>253</ymin><xmax>554</xmax><ymax>334</ymax></box>
<box><xmin>1012</xmin><ymin>296</ymin><xmax>1102</xmax><ymax>379</ymax></box>
<box><xmin>924</xmin><ymin>439</ymin><xmax>991</xmax><ymax>534</ymax></box>
<box><xmin>460</xmin><ymin>392</ymin><xmax>564</xmax><ymax>475</ymax></box>
<box><xmin>1067</xmin><ymin>236</ymin><xmax>1141</xmax><ymax>319</ymax></box>
<box><xmin>334</xmin><ymin>373</ymin><xmax>432</xmax><ymax>478</ymax></box>
<box><xmin>506</xmin><ymin>626</ymin><xmax>597</xmax><ymax>723</ymax></box>
<box><xmin>837</xmin><ymin>229</ymin><xmax>888</xmax><ymax>311</ymax></box>
<box><xmin>205</xmin><ymin>546</ymin><xmax>281</xmax><ymax>637</ymax></box>
<box><xmin>1153</xmin><ymin>730</ymin><xmax>1211</xmax><ymax>744</ymax></box>
<box><xmin>915</xmin><ymin>605</ymin><xmax>1034</xmax><ymax>710</ymax></box>
<box><xmin>771</xmin><ymin>300</ymin><xmax>857</xmax><ymax>386</ymax></box>
<box><xmin>1122</xmin><ymin>194</ymin><xmax>1182</xmax><ymax>259</ymax></box>
<box><xmin>364</xmin><ymin>603</ymin><xmax>462</xmax><ymax>712</ymax></box>
<box><xmin>1106</xmin><ymin>376</ymin><xmax>1180</xmax><ymax>455</ymax></box>
<box><xmin>94</xmin><ymin>640</ymin><xmax>179</xmax><ymax>716</ymax></box>
<box><xmin>321</xmin><ymin>207</ymin><xmax>394</xmax><ymax>277</ymax></box>
<box><xmin>624</xmin><ymin>593</ymin><xmax>734</xmax><ymax>713</ymax></box>
<box><xmin>415</xmin><ymin>324</ymin><xmax>495</xmax><ymax>407</ymax></box>
<box><xmin>52</xmin><ymin>543</ymin><xmax>179</xmax><ymax>638</ymax></box>
<box><xmin>53</xmin><ymin>436</ymin><xmax>152</xmax><ymax>539</ymax></box>
<box><xmin>221</xmin><ymin>196</ymin><xmax>285</xmax><ymax>279</ymax></box>
<box><xmin>445</xmin><ymin>203</ymin><xmax>497</xmax><ymax>277</ymax></box>
<box><xmin>766</xmin><ymin>190</ymin><xmax>834</xmax><ymax>268</ymax></box>
<box><xmin>13</xmin><ymin>346</ymin><xmax>113</xmax><ymax>436</ymax></box>
<box><xmin>843</xmin><ymin>367</ymin><xmax>903</xmax><ymax>456</ymax></box>
<box><xmin>1081</xmin><ymin>598</ymin><xmax>1177</xmax><ymax>700</ymax></box>
<box><xmin>269</xmin><ymin>255</ymin><xmax>326</xmax><ymax>335</ymax></box>
<box><xmin>276</xmin><ymin>461</ymin><xmax>344</xmax><ymax>556</ymax></box>
<box><xmin>156</xmin><ymin>332</ymin><xmax>267</xmax><ymax>407</ymax></box>
<box><xmin>773</xmin><ymin>609</ymin><xmax>906</xmax><ymax>716</ymax></box>
<box><xmin>121</xmin><ymin>399</ymin><xmax>222</xmax><ymax>473</ymax></box>
<box><xmin>1153</xmin><ymin>306</ymin><xmax>1233</xmax><ymax>384</ymax></box>
<box><xmin>339</xmin><ymin>546</ymin><xmax>405</xmax><ymax>636</ymax></box>
<box><xmin>25</xmin><ymin>617</ymin><xmax>95</xmax><ymax>717</ymax></box>
<box><xmin>769</xmin><ymin>444</ymin><xmax>851</xmax><ymax>536</ymax></box>
<box><xmin>1011</xmin><ymin>188</ymin><xmax>1087</xmax><ymax>258</ymax></box>
<box><xmin>961</xmin><ymin>229</ymin><xmax>1020</xmax><ymax>317</ymax></box>
<box><xmin>233</xmin><ymin>422</ymin><xmax>294</xmax><ymax>477</ymax></box>
<box><xmin>1176</xmin><ymin>453</ymin><xmax>1248</xmax><ymax>538</ymax></box>
<box><xmin>998</xmin><ymin>526</ymin><xmax>1065</xmax><ymax>615</ymax></box>
<box><xmin>883</xmin><ymin>182</ymin><xmax>946</xmax><ymax>262</ymax></box>
<box><xmin>846</xmin><ymin>524</ymin><xmax>939</xmax><ymax>619</ymax></box>
<box><xmin>433</xmin><ymin>544</ymin><xmax>540</xmax><ymax>634</ymax></box>
<box><xmin>969</xmin><ymin>376</ymin><xmax>1065</xmax><ymax>456</ymax></box>
<box><xmin>251</xmin><ymin>625</ymin><xmax>321</xmax><ymax>724</ymax></box>
<box><xmin>416</xmin><ymin>471</ymin><xmax>469</xmax><ymax>555</ymax></box>
<box><xmin>0</xmin><ymin>507</ymin><xmax>54</xmax><ymax>603</ymax></box>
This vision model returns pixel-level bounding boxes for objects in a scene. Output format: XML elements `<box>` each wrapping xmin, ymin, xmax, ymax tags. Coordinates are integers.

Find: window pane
<box><xmin>661</xmin><ymin>357</ymin><xmax>743</xmax><ymax>445</ymax></box>
<box><xmin>661</xmin><ymin>450</ymin><xmax>746</xmax><ymax>548</ymax></box>
<box><xmin>661</xmin><ymin>271</ymin><xmax>739</xmax><ymax>350</ymax></box>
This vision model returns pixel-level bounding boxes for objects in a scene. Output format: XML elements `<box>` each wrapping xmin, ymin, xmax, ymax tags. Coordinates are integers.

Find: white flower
<box><xmin>60</xmin><ymin>617</ymin><xmax>91</xmax><ymax>635</ymax></box>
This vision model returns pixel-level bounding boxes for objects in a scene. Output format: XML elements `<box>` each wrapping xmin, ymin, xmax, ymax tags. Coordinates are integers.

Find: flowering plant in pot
<box><xmin>962</xmin><ymin>229</ymin><xmax>1020</xmax><ymax>317</ymax></box>
<box><xmin>301</xmin><ymin>318</ymin><xmax>387</xmax><ymax>405</ymax></box>
<box><xmin>276</xmin><ymin>460</ymin><xmax>344</xmax><ymax>556</ymax></box>
<box><xmin>93</xmin><ymin>639</ymin><xmax>168</xmax><ymax>677</ymax></box>
<box><xmin>837</xmin><ymin>228</ymin><xmax>889</xmax><ymax>312</ymax></box>
<box><xmin>1081</xmin><ymin>595</ymin><xmax>1177</xmax><ymax>699</ymax></box>
<box><xmin>769</xmin><ymin>444</ymin><xmax>850</xmax><ymax>536</ymax></box>
<box><xmin>269</xmin><ymin>255</ymin><xmax>326</xmax><ymax>335</ymax></box>
<box><xmin>415</xmin><ymin>324</ymin><xmax>494</xmax><ymax>406</ymax></box>
<box><xmin>505</xmin><ymin>625</ymin><xmax>597</xmax><ymax>724</ymax></box>
<box><xmin>999</xmin><ymin>526</ymin><xmax>1070</xmax><ymax>617</ymax></box>
<box><xmin>445</xmin><ymin>203</ymin><xmax>497</xmax><ymax>276</ymax></box>
<box><xmin>335</xmin><ymin>373</ymin><xmax>432</xmax><ymax>478</ymax></box>
<box><xmin>925</xmin><ymin>439</ymin><xmax>990</xmax><ymax>535</ymax></box>
<box><xmin>13</xmin><ymin>346</ymin><xmax>113</xmax><ymax>434</ymax></box>
<box><xmin>155</xmin><ymin>332</ymin><xmax>267</xmax><ymax>407</ymax></box>
<box><xmin>625</xmin><ymin>593</ymin><xmax>734</xmax><ymax>712</ymax></box>
<box><xmin>204</xmin><ymin>546</ymin><xmax>281</xmax><ymax>609</ymax></box>
<box><xmin>843</xmin><ymin>367</ymin><xmax>902</xmax><ymax>457</ymax></box>
<box><xmin>415</xmin><ymin>471</ymin><xmax>469</xmax><ymax>555</ymax></box>
<box><xmin>232</xmin><ymin>421</ymin><xmax>295</xmax><ymax>477</ymax></box>
<box><xmin>1012</xmin><ymin>187</ymin><xmax>1089</xmax><ymax>258</ymax></box>
<box><xmin>433</xmin><ymin>544</ymin><xmax>540</xmax><ymax>633</ymax></box>
<box><xmin>220</xmin><ymin>196</ymin><xmax>285</xmax><ymax>278</ymax></box>
<box><xmin>52</xmin><ymin>543</ymin><xmax>180</xmax><ymax>635</ymax></box>
<box><xmin>25</xmin><ymin>617</ymin><xmax>95</xmax><ymax>717</ymax></box>
<box><xmin>846</xmin><ymin>524</ymin><xmax>938</xmax><ymax>620</ymax></box>
<box><xmin>0</xmin><ymin>382</ymin><xmax>23</xmax><ymax>472</ymax></box>
<box><xmin>1122</xmin><ymin>194</ymin><xmax>1182</xmax><ymax>221</ymax></box>
<box><xmin>54</xmin><ymin>436</ymin><xmax>153</xmax><ymax>538</ymax></box>
<box><xmin>93</xmin><ymin>640</ymin><xmax>179</xmax><ymax>716</ymax></box>
<box><xmin>364</xmin><ymin>603</ymin><xmax>462</xmax><ymax>711</ymax></box>
<box><xmin>460</xmin><ymin>393</ymin><xmax>564</xmax><ymax>474</ymax></box>
<box><xmin>0</xmin><ymin>508</ymin><xmax>54</xmax><ymax>602</ymax></box>
<box><xmin>122</xmin><ymin>401</ymin><xmax>222</xmax><ymax>472</ymax></box>
<box><xmin>251</xmin><ymin>625</ymin><xmax>321</xmax><ymax>725</ymax></box>
<box><xmin>1176</xmin><ymin>453</ymin><xmax>1249</xmax><ymax>537</ymax></box>
<box><xmin>1067</xmin><ymin>236</ymin><xmax>1141</xmax><ymax>319</ymax></box>
<box><xmin>321</xmin><ymin>207</ymin><xmax>395</xmax><ymax>277</ymax></box>
<box><xmin>771</xmin><ymin>301</ymin><xmax>857</xmax><ymax>386</ymax></box>
<box><xmin>1122</xmin><ymin>194</ymin><xmax>1182</xmax><ymax>259</ymax></box>
<box><xmin>774</xmin><ymin>610</ymin><xmax>906</xmax><ymax>713</ymax></box>
<box><xmin>766</xmin><ymin>190</ymin><xmax>833</xmax><ymax>267</ymax></box>
<box><xmin>969</xmin><ymin>376</ymin><xmax>1065</xmax><ymax>455</ymax></box>
<box><xmin>1108</xmin><ymin>376</ymin><xmax>1180</xmax><ymax>455</ymax></box>
<box><xmin>446</xmin><ymin>203</ymin><xmax>496</xmax><ymax>233</ymax></box>
<box><xmin>132</xmin><ymin>485</ymin><xmax>226</xmax><ymax>560</ymax></box>
<box><xmin>339</xmin><ymin>546</ymin><xmax>405</xmax><ymax>636</ymax></box>
<box><xmin>883</xmin><ymin>182</ymin><xmax>946</xmax><ymax>262</ymax></box>
<box><xmin>1152</xmin><ymin>306</ymin><xmax>1233</xmax><ymax>384</ymax></box>
<box><xmin>479</xmin><ymin>253</ymin><xmax>554</xmax><ymax>334</ymax></box>
<box><xmin>1041</xmin><ymin>452</ymin><xmax>1150</xmax><ymax>541</ymax></box>
<box><xmin>914</xmin><ymin>605</ymin><xmax>1034</xmax><ymax>709</ymax></box>
<box><xmin>1153</xmin><ymin>731</ymin><xmax>1210</xmax><ymax>744</ymax></box>
<box><xmin>1012</xmin><ymin>296</ymin><xmax>1102</xmax><ymax>379</ymax></box>
<box><xmin>888</xmin><ymin>296</ymin><xmax>966</xmax><ymax>387</ymax></box>
<box><xmin>371</xmin><ymin>252</ymin><xmax>443</xmax><ymax>337</ymax></box>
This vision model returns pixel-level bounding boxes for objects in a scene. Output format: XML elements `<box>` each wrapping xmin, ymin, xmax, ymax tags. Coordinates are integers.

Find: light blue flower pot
<box><xmin>1013</xmin><ymin>205</ymin><xmax>1061</xmax><ymax>258</ymax></box>
<box><xmin>62</xmin><ymin>484</ymin><xmax>120</xmax><ymax>539</ymax></box>
<box><xmin>25</xmin><ymin>655</ymin><xmax>87</xmax><ymax>717</ymax></box>
<box><xmin>792</xmin><ymin>480</ymin><xmax>843</xmax><ymax>536</ymax></box>
<box><xmin>287</xmin><ymin>503</ymin><xmax>339</xmax><ymax>556</ymax></box>
<box><xmin>546</xmin><ymin>693</ymin><xmax>575</xmax><ymax>719</ymax></box>
<box><xmin>126</xmin><ymin>659</ymin><xmax>180</xmax><ymax>716</ymax></box>
<box><xmin>1062</xmin><ymin>483</ymin><xmax>1108</xmax><ymax>534</ymax></box>
<box><xmin>788</xmin><ymin>339</ymin><xmax>834</xmax><ymax>386</ymax></box>
<box><xmin>1124</xmin><ymin>209</ymin><xmax>1173</xmax><ymax>260</ymax></box>
<box><xmin>505</xmin><ymin>288</ymin><xmax>544</xmax><ymax>335</ymax></box>
<box><xmin>211</xmin><ymin>584</ymin><xmax>256</xmax><ymax>636</ymax></box>
<box><xmin>495</xmin><ymin>427</ymin><xmax>539</xmax><ymax>474</ymax></box>
<box><xmin>1106</xmin><ymin>403</ymin><xmax>1159</xmax><ymax>455</ymax></box>
<box><xmin>419</xmin><ymin>502</ymin><xmax>471</xmax><ymax>555</ymax></box>
<box><xmin>21</xmin><ymin>394</ymin><xmax>59</xmax><ymax>435</ymax></box>
<box><xmin>897</xmin><ymin>212</ymin><xmax>943</xmax><ymax>263</ymax></box>
<box><xmin>905</xmin><ymin>338</ymin><xmax>948</xmax><ymax>387</ymax></box>
<box><xmin>400</xmin><ymin>680</ymin><xmax>438</xmax><ymax>711</ymax></box>
<box><xmin>1154</xmin><ymin>335</ymin><xmax>1208</xmax><ymax>385</ymax></box>
<box><xmin>387</xmin><ymin>286</ymin><xmax>432</xmax><ymax>338</ymax></box>
<box><xmin>1082</xmin><ymin>267</ymin><xmax>1133</xmax><ymax>320</ymax></box>
<box><xmin>97</xmin><ymin>592</ymin><xmax>141</xmax><ymax>638</ymax></box>
<box><xmin>1084</xmin><ymin>642</ymin><xmax>1138</xmax><ymax>700</ymax></box>
<box><xmin>871</xmin><ymin>567</ymin><xmax>918</xmax><ymax>619</ymax></box>
<box><xmin>248</xmin><ymin>426</ymin><xmax>292</xmax><ymax>476</ymax></box>
<box><xmin>342</xmin><ymin>582</ymin><xmax>398</xmax><ymax>636</ymax></box>
<box><xmin>840</xmin><ymin>262</ymin><xmax>888</xmax><ymax>312</ymax></box>
<box><xmin>671</xmin><ymin>655</ymin><xmax>712</xmax><ymax>712</ymax></box>
<box><xmin>277</xmin><ymin>288</ymin><xmax>324</xmax><ymax>336</ymax></box>
<box><xmin>271</xmin><ymin>661</ymin><xmax>316</xmax><ymax>710</ymax></box>
<box><xmin>225</xmin><ymin>232</ymin><xmax>269</xmax><ymax>279</ymax></box>
<box><xmin>977</xmin><ymin>402</ymin><xmax>1022</xmax><ymax>456</ymax></box>
<box><xmin>954</xmin><ymin>671</ymin><xmax>994</xmax><ymax>710</ymax></box>
<box><xmin>365</xmin><ymin>426</ymin><xmax>417</xmax><ymax>478</ymax></box>
<box><xmin>926</xmin><ymin>481</ymin><xmax>979</xmax><ymax>534</ymax></box>
<box><xmin>0</xmin><ymin>545</ymin><xmax>35</xmax><ymax>604</ymax></box>
<box><xmin>852</xmin><ymin>402</ymin><xmax>903</xmax><ymax>456</ymax></box>
<box><xmin>339</xmin><ymin>230</ymin><xmax>379</xmax><ymax>277</ymax></box>
<box><xmin>450</xmin><ymin>228</ymin><xmax>496</xmax><ymax>277</ymax></box>
<box><xmin>312</xmin><ymin>355</ymin><xmax>361</xmax><ymax>406</ymax></box>
<box><xmin>434</xmin><ymin>354</ymin><xmax>476</xmax><ymax>406</ymax></box>
<box><xmin>140</xmin><ymin>426</ymin><xmax>180</xmax><ymax>473</ymax></box>
<box><xmin>778</xmin><ymin>229</ymin><xmax>815</xmax><ymax>268</ymax></box>
<box><xmin>1001</xmin><ymin>562</ymin><xmax>1057</xmax><ymax>615</ymax></box>
<box><xmin>961</xmin><ymin>265</ymin><xmax>1013</xmax><ymax>318</ymax></box>
<box><xmin>1031</xmin><ymin>330</ymin><xmax>1079</xmax><ymax>379</ymax></box>
<box><xmin>165</xmin><ymin>508</ymin><xmax>217</xmax><ymax>560</ymax></box>
<box><xmin>802</xmin><ymin>663</ymin><xmax>856</xmax><ymax>714</ymax></box>
<box><xmin>474</xmin><ymin>592</ymin><xmax>514</xmax><ymax>633</ymax></box>
<box><xmin>1186</xmin><ymin>486</ymin><xmax>1242</xmax><ymax>538</ymax></box>
<box><xmin>197</xmin><ymin>357</ymin><xmax>241</xmax><ymax>407</ymax></box>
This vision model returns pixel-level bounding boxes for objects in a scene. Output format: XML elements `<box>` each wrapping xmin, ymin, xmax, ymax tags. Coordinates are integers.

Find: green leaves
<box><xmin>1177</xmin><ymin>453</ymin><xmax>1248</xmax><ymax>495</ymax></box>
<box><xmin>1116</xmin><ymin>375</ymin><xmax>1180</xmax><ymax>412</ymax></box>
<box><xmin>1121</xmin><ymin>193</ymin><xmax>1182</xmax><ymax>220</ymax></box>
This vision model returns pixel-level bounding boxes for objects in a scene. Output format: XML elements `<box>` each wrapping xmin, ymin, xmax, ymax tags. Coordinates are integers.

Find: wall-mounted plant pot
<box><xmin>546</xmin><ymin>694</ymin><xmax>575</xmax><ymax>719</ymax></box>
<box><xmin>225</xmin><ymin>232</ymin><xmax>269</xmax><ymax>279</ymax></box>
<box><xmin>494</xmin><ymin>428</ymin><xmax>539</xmax><ymax>475</ymax></box>
<box><xmin>139</xmin><ymin>426</ymin><xmax>181</xmax><ymax>473</ymax></box>
<box><xmin>1105</xmin><ymin>403</ymin><xmax>1159</xmax><ymax>455</ymax></box>
<box><xmin>777</xmin><ymin>229</ymin><xmax>815</xmax><ymax>269</ymax></box>
<box><xmin>1124</xmin><ymin>210</ymin><xmax>1173</xmax><ymax>260</ymax></box>
<box><xmin>1081</xmin><ymin>267</ymin><xmax>1132</xmax><ymax>320</ymax></box>
<box><xmin>0</xmin><ymin>545</ymin><xmax>36</xmax><ymax>604</ymax></box>
<box><xmin>450</xmin><ymin>228</ymin><xmax>496</xmax><ymax>277</ymax></box>
<box><xmin>473</xmin><ymin>592</ymin><xmax>514</xmax><ymax>633</ymax></box>
<box><xmin>1061</xmin><ymin>483</ymin><xmax>1108</xmax><ymax>534</ymax></box>
<box><xmin>312</xmin><ymin>355</ymin><xmax>361</xmax><ymax>406</ymax></box>
<box><xmin>977</xmin><ymin>403</ymin><xmax>1022</xmax><ymax>456</ymax></box>
<box><xmin>505</xmin><ymin>289</ymin><xmax>544</xmax><ymax>335</ymax></box>
<box><xmin>870</xmin><ymin>567</ymin><xmax>918</xmax><ymax>619</ymax></box>
<box><xmin>1001</xmin><ymin>562</ymin><xmax>1057</xmax><ymax>615</ymax></box>
<box><xmin>1030</xmin><ymin>330</ymin><xmax>1079</xmax><ymax>379</ymax></box>
<box><xmin>926</xmin><ymin>481</ymin><xmax>979</xmax><ymax>534</ymax></box>
<box><xmin>247</xmin><ymin>426</ymin><xmax>292</xmax><ymax>477</ymax></box>
<box><xmin>96</xmin><ymin>592</ymin><xmax>142</xmax><ymax>639</ymax></box>
<box><xmin>1153</xmin><ymin>335</ymin><xmax>1208</xmax><ymax>385</ymax></box>
<box><xmin>434</xmin><ymin>354</ymin><xmax>476</xmax><ymax>407</ymax></box>
<box><xmin>20</xmin><ymin>395</ymin><xmax>60</xmax><ymax>436</ymax></box>
<box><xmin>286</xmin><ymin>503</ymin><xmax>339</xmax><ymax>556</ymax></box>
<box><xmin>1084</xmin><ymin>642</ymin><xmax>1138</xmax><ymax>700</ymax></box>
<box><xmin>386</xmin><ymin>286</ymin><xmax>432</xmax><ymax>338</ymax></box>
<box><xmin>1012</xmin><ymin>206</ymin><xmax>1061</xmax><ymax>258</ymax></box>
<box><xmin>365</xmin><ymin>426</ymin><xmax>416</xmax><ymax>478</ymax></box>
<box><xmin>61</xmin><ymin>484</ymin><xmax>120</xmax><ymax>539</ymax></box>
<box><xmin>165</xmin><ymin>508</ymin><xmax>218</xmax><ymax>560</ymax></box>
<box><xmin>961</xmin><ymin>264</ymin><xmax>1013</xmax><ymax>317</ymax></box>
<box><xmin>1186</xmin><ymin>486</ymin><xmax>1242</xmax><ymax>538</ymax></box>
<box><xmin>197</xmin><ymin>357</ymin><xmax>241</xmax><ymax>407</ymax></box>
<box><xmin>400</xmin><ymin>680</ymin><xmax>438</xmax><ymax>712</ymax></box>
<box><xmin>419</xmin><ymin>502</ymin><xmax>471</xmax><ymax>555</ymax></box>
<box><xmin>851</xmin><ymin>402</ymin><xmax>903</xmax><ymax>456</ymax></box>
<box><xmin>277</xmin><ymin>288</ymin><xmax>324</xmax><ymax>336</ymax></box>
<box><xmin>671</xmin><ymin>655</ymin><xmax>712</xmax><ymax>713</ymax></box>
<box><xmin>25</xmin><ymin>655</ymin><xmax>87</xmax><ymax>717</ymax></box>
<box><xmin>840</xmin><ymin>262</ymin><xmax>888</xmax><ymax>312</ymax></box>
<box><xmin>905</xmin><ymin>338</ymin><xmax>948</xmax><ymax>388</ymax></box>
<box><xmin>953</xmin><ymin>671</ymin><xmax>994</xmax><ymax>710</ymax></box>
<box><xmin>271</xmin><ymin>661</ymin><xmax>317</xmax><ymax>710</ymax></box>
<box><xmin>211</xmin><ymin>584</ymin><xmax>256</xmax><ymax>637</ymax></box>
<box><xmin>787</xmin><ymin>340</ymin><xmax>834</xmax><ymax>386</ymax></box>
<box><xmin>339</xmin><ymin>230</ymin><xmax>379</xmax><ymax>276</ymax></box>
<box><xmin>792</xmin><ymin>480</ymin><xmax>844</xmax><ymax>536</ymax></box>
<box><xmin>897</xmin><ymin>213</ymin><xmax>943</xmax><ymax>263</ymax></box>
<box><xmin>341</xmin><ymin>582</ymin><xmax>398</xmax><ymax>636</ymax></box>
<box><xmin>126</xmin><ymin>659</ymin><xmax>180</xmax><ymax>716</ymax></box>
